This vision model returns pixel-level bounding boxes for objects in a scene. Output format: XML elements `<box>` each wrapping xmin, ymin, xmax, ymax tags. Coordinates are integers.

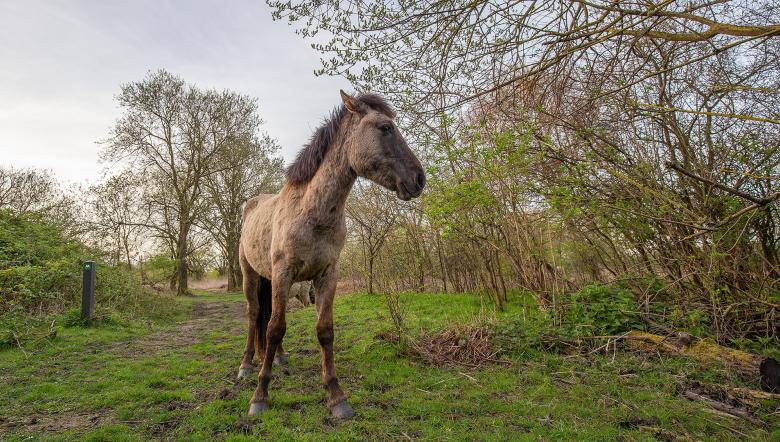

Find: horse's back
<box><xmin>242</xmin><ymin>193</ymin><xmax>277</xmax><ymax>221</ymax></box>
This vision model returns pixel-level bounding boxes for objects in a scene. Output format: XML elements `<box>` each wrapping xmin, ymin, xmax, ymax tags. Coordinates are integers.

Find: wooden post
<box><xmin>81</xmin><ymin>261</ymin><xmax>95</xmax><ymax>320</ymax></box>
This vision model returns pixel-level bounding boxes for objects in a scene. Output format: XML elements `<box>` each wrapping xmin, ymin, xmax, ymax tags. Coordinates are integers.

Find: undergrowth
<box><xmin>0</xmin><ymin>210</ymin><xmax>177</xmax><ymax>349</ymax></box>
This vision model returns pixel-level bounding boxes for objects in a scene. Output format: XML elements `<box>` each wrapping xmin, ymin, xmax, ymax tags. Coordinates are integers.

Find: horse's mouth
<box><xmin>397</xmin><ymin>190</ymin><xmax>413</xmax><ymax>201</ymax></box>
<box><xmin>397</xmin><ymin>181</ymin><xmax>422</xmax><ymax>201</ymax></box>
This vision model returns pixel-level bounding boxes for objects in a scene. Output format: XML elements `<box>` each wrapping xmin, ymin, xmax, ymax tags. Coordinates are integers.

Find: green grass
<box><xmin>0</xmin><ymin>290</ymin><xmax>777</xmax><ymax>441</ymax></box>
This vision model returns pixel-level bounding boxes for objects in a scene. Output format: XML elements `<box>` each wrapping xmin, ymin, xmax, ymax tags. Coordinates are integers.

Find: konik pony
<box><xmin>237</xmin><ymin>91</ymin><xmax>425</xmax><ymax>418</ymax></box>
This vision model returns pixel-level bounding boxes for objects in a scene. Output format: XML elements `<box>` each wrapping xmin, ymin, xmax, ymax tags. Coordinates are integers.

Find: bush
<box><xmin>492</xmin><ymin>291</ymin><xmax>556</xmax><ymax>356</ymax></box>
<box><xmin>140</xmin><ymin>254</ymin><xmax>177</xmax><ymax>287</ymax></box>
<box><xmin>0</xmin><ymin>210</ymin><xmax>175</xmax><ymax>349</ymax></box>
<box><xmin>0</xmin><ymin>210</ymin><xmax>85</xmax><ymax>313</ymax></box>
<box><xmin>563</xmin><ymin>284</ymin><xmax>643</xmax><ymax>336</ymax></box>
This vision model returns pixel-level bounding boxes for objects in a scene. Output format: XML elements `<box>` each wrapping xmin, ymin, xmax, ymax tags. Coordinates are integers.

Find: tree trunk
<box><xmin>435</xmin><ymin>232</ymin><xmax>448</xmax><ymax>293</ymax></box>
<box><xmin>176</xmin><ymin>226</ymin><xmax>189</xmax><ymax>296</ymax></box>
<box><xmin>226</xmin><ymin>244</ymin><xmax>235</xmax><ymax>291</ymax></box>
<box><xmin>124</xmin><ymin>236</ymin><xmax>132</xmax><ymax>269</ymax></box>
<box><xmin>626</xmin><ymin>331</ymin><xmax>779</xmax><ymax>392</ymax></box>
<box><xmin>227</xmin><ymin>243</ymin><xmax>241</xmax><ymax>292</ymax></box>
<box><xmin>227</xmin><ymin>268</ymin><xmax>239</xmax><ymax>291</ymax></box>
<box><xmin>368</xmin><ymin>254</ymin><xmax>374</xmax><ymax>294</ymax></box>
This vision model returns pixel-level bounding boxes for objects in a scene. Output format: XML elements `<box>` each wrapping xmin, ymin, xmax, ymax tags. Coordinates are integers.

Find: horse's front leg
<box><xmin>314</xmin><ymin>265</ymin><xmax>354</xmax><ymax>420</ymax></box>
<box><xmin>248</xmin><ymin>265</ymin><xmax>290</xmax><ymax>416</ymax></box>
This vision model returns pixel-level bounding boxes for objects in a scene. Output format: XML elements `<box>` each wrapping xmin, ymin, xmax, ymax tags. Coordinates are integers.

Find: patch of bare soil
<box><xmin>189</xmin><ymin>277</ymin><xmax>228</xmax><ymax>291</ymax></box>
<box><xmin>108</xmin><ymin>301</ymin><xmax>245</xmax><ymax>357</ymax></box>
<box><xmin>110</xmin><ymin>297</ymin><xmax>311</xmax><ymax>358</ymax></box>
<box><xmin>0</xmin><ymin>409</ymin><xmax>113</xmax><ymax>433</ymax></box>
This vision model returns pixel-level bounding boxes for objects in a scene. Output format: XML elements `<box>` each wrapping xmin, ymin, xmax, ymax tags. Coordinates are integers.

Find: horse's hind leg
<box><xmin>238</xmin><ymin>260</ymin><xmax>260</xmax><ymax>380</ymax></box>
<box><xmin>314</xmin><ymin>266</ymin><xmax>354</xmax><ymax>420</ymax></box>
<box><xmin>248</xmin><ymin>266</ymin><xmax>290</xmax><ymax>416</ymax></box>
<box><xmin>274</xmin><ymin>342</ymin><xmax>287</xmax><ymax>366</ymax></box>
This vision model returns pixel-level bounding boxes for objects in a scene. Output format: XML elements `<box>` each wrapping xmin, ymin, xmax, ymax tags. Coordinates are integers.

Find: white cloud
<box><xmin>0</xmin><ymin>0</ymin><xmax>350</xmax><ymax>184</ymax></box>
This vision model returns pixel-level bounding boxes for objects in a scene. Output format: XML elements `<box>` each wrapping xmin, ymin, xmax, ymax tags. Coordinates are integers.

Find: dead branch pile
<box><xmin>680</xmin><ymin>380</ymin><xmax>769</xmax><ymax>427</ymax></box>
<box><xmin>408</xmin><ymin>324</ymin><xmax>510</xmax><ymax>369</ymax></box>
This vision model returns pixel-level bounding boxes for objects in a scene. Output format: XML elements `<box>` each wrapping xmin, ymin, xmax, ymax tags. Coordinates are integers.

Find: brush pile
<box><xmin>409</xmin><ymin>324</ymin><xmax>509</xmax><ymax>369</ymax></box>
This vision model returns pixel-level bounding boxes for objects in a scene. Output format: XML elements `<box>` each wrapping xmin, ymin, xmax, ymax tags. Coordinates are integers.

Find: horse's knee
<box><xmin>316</xmin><ymin>323</ymin><xmax>333</xmax><ymax>346</ymax></box>
<box><xmin>266</xmin><ymin>318</ymin><xmax>286</xmax><ymax>344</ymax></box>
<box><xmin>246</xmin><ymin>303</ymin><xmax>259</xmax><ymax>320</ymax></box>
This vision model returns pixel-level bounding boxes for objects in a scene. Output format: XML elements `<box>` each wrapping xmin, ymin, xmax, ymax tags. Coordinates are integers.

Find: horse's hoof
<box><xmin>248</xmin><ymin>401</ymin><xmax>269</xmax><ymax>416</ymax></box>
<box><xmin>330</xmin><ymin>401</ymin><xmax>355</xmax><ymax>420</ymax></box>
<box><xmin>237</xmin><ymin>367</ymin><xmax>253</xmax><ymax>380</ymax></box>
<box><xmin>273</xmin><ymin>354</ymin><xmax>287</xmax><ymax>366</ymax></box>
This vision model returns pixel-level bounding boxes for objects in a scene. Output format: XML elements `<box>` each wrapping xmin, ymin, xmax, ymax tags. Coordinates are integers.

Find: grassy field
<box><xmin>0</xmin><ymin>290</ymin><xmax>777</xmax><ymax>441</ymax></box>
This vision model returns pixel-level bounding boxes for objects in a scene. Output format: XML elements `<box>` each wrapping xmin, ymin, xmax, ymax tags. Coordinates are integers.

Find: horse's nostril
<box><xmin>416</xmin><ymin>172</ymin><xmax>426</xmax><ymax>189</ymax></box>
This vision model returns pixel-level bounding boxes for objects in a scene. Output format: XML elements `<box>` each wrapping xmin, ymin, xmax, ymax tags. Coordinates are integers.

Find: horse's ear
<box><xmin>340</xmin><ymin>90</ymin><xmax>363</xmax><ymax>114</ymax></box>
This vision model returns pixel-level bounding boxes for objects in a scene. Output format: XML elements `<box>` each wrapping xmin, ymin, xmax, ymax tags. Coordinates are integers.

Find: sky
<box><xmin>0</xmin><ymin>0</ymin><xmax>350</xmax><ymax>185</ymax></box>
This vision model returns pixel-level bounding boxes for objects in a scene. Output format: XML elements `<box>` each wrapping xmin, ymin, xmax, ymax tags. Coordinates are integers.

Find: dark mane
<box><xmin>285</xmin><ymin>93</ymin><xmax>395</xmax><ymax>185</ymax></box>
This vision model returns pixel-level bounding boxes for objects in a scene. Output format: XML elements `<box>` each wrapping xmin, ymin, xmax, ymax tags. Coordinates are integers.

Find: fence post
<box><xmin>81</xmin><ymin>261</ymin><xmax>96</xmax><ymax>320</ymax></box>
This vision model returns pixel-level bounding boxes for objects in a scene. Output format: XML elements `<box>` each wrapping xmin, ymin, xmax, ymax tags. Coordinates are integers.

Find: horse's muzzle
<box><xmin>396</xmin><ymin>170</ymin><xmax>426</xmax><ymax>200</ymax></box>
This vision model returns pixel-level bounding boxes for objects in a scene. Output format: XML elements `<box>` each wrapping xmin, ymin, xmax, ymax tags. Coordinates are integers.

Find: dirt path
<box><xmin>108</xmin><ymin>300</ymin><xmax>246</xmax><ymax>357</ymax></box>
<box><xmin>188</xmin><ymin>277</ymin><xmax>229</xmax><ymax>291</ymax></box>
<box><xmin>1</xmin><ymin>298</ymin><xmax>249</xmax><ymax>436</ymax></box>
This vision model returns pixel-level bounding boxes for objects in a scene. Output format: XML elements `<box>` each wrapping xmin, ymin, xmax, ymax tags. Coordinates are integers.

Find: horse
<box><xmin>288</xmin><ymin>279</ymin><xmax>314</xmax><ymax>307</ymax></box>
<box><xmin>237</xmin><ymin>90</ymin><xmax>425</xmax><ymax>419</ymax></box>
<box><xmin>236</xmin><ymin>257</ymin><xmax>312</xmax><ymax>370</ymax></box>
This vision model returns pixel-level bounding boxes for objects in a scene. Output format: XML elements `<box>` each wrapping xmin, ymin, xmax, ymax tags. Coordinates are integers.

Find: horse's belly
<box><xmin>240</xmin><ymin>197</ymin><xmax>277</xmax><ymax>279</ymax></box>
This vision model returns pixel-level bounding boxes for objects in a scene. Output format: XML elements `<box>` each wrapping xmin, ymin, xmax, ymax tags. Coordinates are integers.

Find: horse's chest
<box><xmin>287</xmin><ymin>225</ymin><xmax>345</xmax><ymax>280</ymax></box>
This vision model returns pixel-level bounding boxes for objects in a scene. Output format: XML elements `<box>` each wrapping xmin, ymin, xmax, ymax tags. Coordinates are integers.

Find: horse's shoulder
<box><xmin>242</xmin><ymin>193</ymin><xmax>277</xmax><ymax>221</ymax></box>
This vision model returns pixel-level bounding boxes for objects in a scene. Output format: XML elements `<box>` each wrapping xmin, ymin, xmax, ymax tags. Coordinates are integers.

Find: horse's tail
<box><xmin>256</xmin><ymin>276</ymin><xmax>273</xmax><ymax>355</ymax></box>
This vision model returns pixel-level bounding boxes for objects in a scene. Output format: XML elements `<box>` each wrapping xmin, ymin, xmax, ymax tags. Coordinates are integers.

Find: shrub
<box><xmin>0</xmin><ymin>210</ymin><xmax>175</xmax><ymax>349</ymax></box>
<box><xmin>563</xmin><ymin>284</ymin><xmax>643</xmax><ymax>336</ymax></box>
<box><xmin>0</xmin><ymin>210</ymin><xmax>84</xmax><ymax>313</ymax></box>
<box><xmin>140</xmin><ymin>254</ymin><xmax>177</xmax><ymax>287</ymax></box>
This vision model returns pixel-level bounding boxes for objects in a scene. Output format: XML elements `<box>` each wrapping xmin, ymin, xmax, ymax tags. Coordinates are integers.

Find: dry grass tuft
<box><xmin>409</xmin><ymin>324</ymin><xmax>509</xmax><ymax>369</ymax></box>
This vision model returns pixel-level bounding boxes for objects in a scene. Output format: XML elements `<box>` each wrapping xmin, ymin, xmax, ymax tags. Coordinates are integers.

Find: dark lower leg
<box><xmin>240</xmin><ymin>320</ymin><xmax>256</xmax><ymax>369</ymax></box>
<box><xmin>240</xmin><ymin>273</ymin><xmax>259</xmax><ymax>373</ymax></box>
<box><xmin>317</xmin><ymin>313</ymin><xmax>347</xmax><ymax>407</ymax></box>
<box><xmin>251</xmin><ymin>315</ymin><xmax>285</xmax><ymax>405</ymax></box>
<box><xmin>274</xmin><ymin>342</ymin><xmax>287</xmax><ymax>365</ymax></box>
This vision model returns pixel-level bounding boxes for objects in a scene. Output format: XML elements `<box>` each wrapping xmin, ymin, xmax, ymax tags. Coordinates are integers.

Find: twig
<box><xmin>700</xmin><ymin>415</ymin><xmax>751</xmax><ymax>439</ymax></box>
<box><xmin>13</xmin><ymin>333</ymin><xmax>29</xmax><ymax>359</ymax></box>
<box><xmin>458</xmin><ymin>372</ymin><xmax>479</xmax><ymax>383</ymax></box>
<box><xmin>683</xmin><ymin>390</ymin><xmax>765</xmax><ymax>427</ymax></box>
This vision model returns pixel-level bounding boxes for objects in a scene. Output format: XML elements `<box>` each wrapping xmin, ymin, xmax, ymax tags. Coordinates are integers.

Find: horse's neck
<box><xmin>300</xmin><ymin>147</ymin><xmax>355</xmax><ymax>226</ymax></box>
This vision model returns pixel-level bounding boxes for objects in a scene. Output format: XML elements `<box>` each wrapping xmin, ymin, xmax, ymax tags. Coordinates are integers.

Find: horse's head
<box><xmin>340</xmin><ymin>90</ymin><xmax>426</xmax><ymax>201</ymax></box>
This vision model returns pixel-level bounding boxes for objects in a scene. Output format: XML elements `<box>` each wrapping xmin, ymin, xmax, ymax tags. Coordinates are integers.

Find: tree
<box><xmin>274</xmin><ymin>0</ymin><xmax>780</xmax><ymax>338</ymax></box>
<box><xmin>86</xmin><ymin>171</ymin><xmax>145</xmax><ymax>268</ymax></box>
<box><xmin>102</xmin><ymin>70</ymin><xmax>263</xmax><ymax>295</ymax></box>
<box><xmin>0</xmin><ymin>167</ymin><xmax>75</xmax><ymax>225</ymax></box>
<box><xmin>269</xmin><ymin>1</ymin><xmax>780</xmax><ymax>119</ymax></box>
<box><xmin>201</xmin><ymin>134</ymin><xmax>284</xmax><ymax>291</ymax></box>
<box><xmin>345</xmin><ymin>182</ymin><xmax>398</xmax><ymax>294</ymax></box>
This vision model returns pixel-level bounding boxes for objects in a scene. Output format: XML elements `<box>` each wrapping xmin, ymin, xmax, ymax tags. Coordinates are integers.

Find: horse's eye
<box><xmin>379</xmin><ymin>123</ymin><xmax>393</xmax><ymax>134</ymax></box>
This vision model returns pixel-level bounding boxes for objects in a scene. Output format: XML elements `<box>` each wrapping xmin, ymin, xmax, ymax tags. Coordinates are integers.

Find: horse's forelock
<box><xmin>356</xmin><ymin>93</ymin><xmax>395</xmax><ymax>119</ymax></box>
<box><xmin>285</xmin><ymin>93</ymin><xmax>395</xmax><ymax>185</ymax></box>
